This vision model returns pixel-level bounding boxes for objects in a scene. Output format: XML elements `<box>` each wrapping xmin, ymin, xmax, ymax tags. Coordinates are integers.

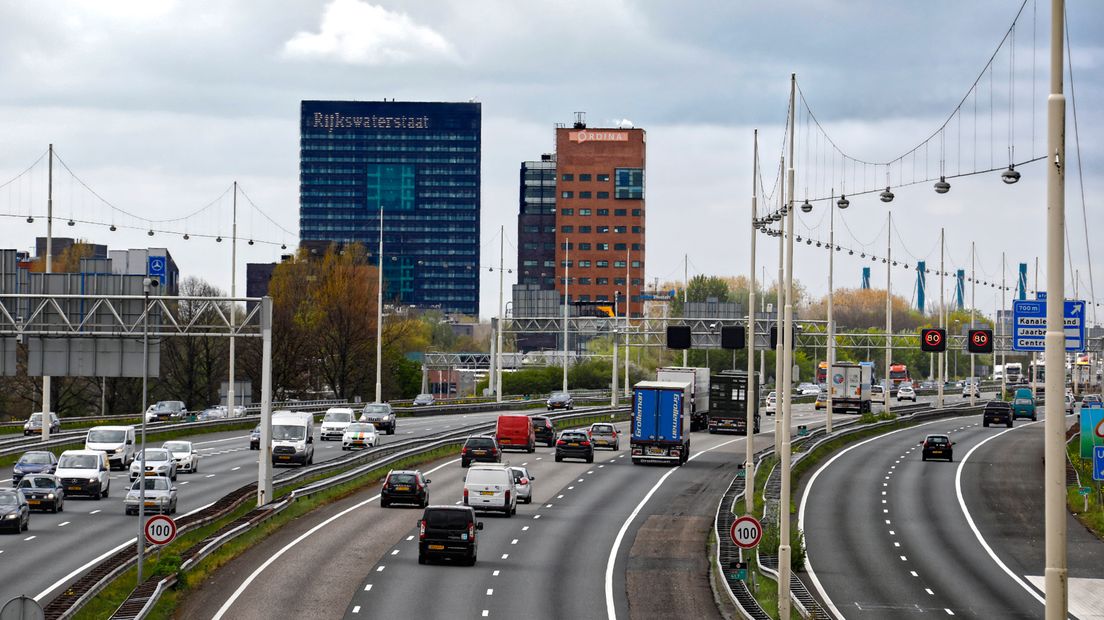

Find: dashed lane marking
<box><xmin>522</xmin><ymin>526</ymin><xmax>529</xmax><ymax>531</ymax></box>
<box><xmin>911</xmin><ymin>571</ymin><xmax>918</xmax><ymax>577</ymax></box>
<box><xmin>376</xmin><ymin>566</ymin><xmax>385</xmax><ymax>572</ymax></box>
<box><xmin>390</xmin><ymin>549</ymin><xmax>399</xmax><ymax>556</ymax></box>
<box><xmin>510</xmin><ymin>539</ymin><xmax>518</xmax><ymax>545</ymax></box>
<box><xmin>492</xmin><ymin>570</ymin><xmax>500</xmax><ymax>576</ymax></box>
<box><xmin>533</xmin><ymin>515</ymin><xmax>541</xmax><ymax>519</ymax></box>
<box><xmin>89</xmin><ymin>510</ymin><xmax>101</xmax><ymax>515</ymax></box>
<box><xmin>364</xmin><ymin>584</ymin><xmax>372</xmax><ymax>591</ymax></box>
<box><xmin>24</xmin><ymin>536</ymin><xmax>36</xmax><ymax>541</ymax></box>
<box><xmin>501</xmin><ymin>554</ymin><xmax>509</xmax><ymax>560</ymax></box>
<box><xmin>925</xmin><ymin>588</ymin><xmax>934</xmax><ymax>595</ymax></box>
<box><xmin>205</xmin><ymin>474</ymin><xmax>216</xmax><ymax>478</ymax></box>
<box><xmin>486</xmin><ymin>588</ymin><xmax>494</xmax><ymax>595</ymax></box>
<box><xmin>557</xmin><ymin>495</ymin><xmax>564</xmax><ymax>499</ymax></box>
<box><xmin>405</xmin><ymin>535</ymin><xmax>414</xmax><ymax>541</ymax></box>
<box><xmin>352</xmin><ymin>606</ymin><xmax>360</xmax><ymax>614</ymax></box>
<box><xmin>57</xmin><ymin>522</ymin><xmax>70</xmax><ymax>527</ymax></box>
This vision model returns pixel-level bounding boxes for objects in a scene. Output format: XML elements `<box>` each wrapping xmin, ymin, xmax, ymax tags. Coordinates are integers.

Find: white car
<box><xmin>130</xmin><ymin>448</ymin><xmax>178</xmax><ymax>482</ymax></box>
<box><xmin>896</xmin><ymin>384</ymin><xmax>917</xmax><ymax>402</ymax></box>
<box><xmin>796</xmin><ymin>383</ymin><xmax>821</xmax><ymax>396</ymax></box>
<box><xmin>962</xmin><ymin>383</ymin><xmax>981</xmax><ymax>398</ymax></box>
<box><xmin>162</xmin><ymin>440</ymin><xmax>200</xmax><ymax>473</ymax></box>
<box><xmin>510</xmin><ymin>466</ymin><xmax>535</xmax><ymax>504</ymax></box>
<box><xmin>341</xmin><ymin>422</ymin><xmax>379</xmax><ymax>450</ymax></box>
<box><xmin>463</xmin><ymin>464</ymin><xmax>517</xmax><ymax>517</ymax></box>
<box><xmin>321</xmin><ymin>407</ymin><xmax>357</xmax><ymax>441</ymax></box>
<box><xmin>763</xmin><ymin>392</ymin><xmax>777</xmax><ymax>416</ymax></box>
<box><xmin>871</xmin><ymin>385</ymin><xmax>886</xmax><ymax>403</ymax></box>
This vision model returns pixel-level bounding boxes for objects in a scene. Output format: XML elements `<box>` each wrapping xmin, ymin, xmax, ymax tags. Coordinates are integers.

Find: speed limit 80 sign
<box><xmin>967</xmin><ymin>329</ymin><xmax>994</xmax><ymax>353</ymax></box>
<box><xmin>920</xmin><ymin>328</ymin><xmax>947</xmax><ymax>352</ymax></box>
<box><xmin>144</xmin><ymin>514</ymin><xmax>177</xmax><ymax>546</ymax></box>
<box><xmin>729</xmin><ymin>515</ymin><xmax>763</xmax><ymax>549</ymax></box>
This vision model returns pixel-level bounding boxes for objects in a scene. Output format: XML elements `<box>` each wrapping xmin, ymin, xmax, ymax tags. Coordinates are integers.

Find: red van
<box><xmin>495</xmin><ymin>415</ymin><xmax>536</xmax><ymax>453</ymax></box>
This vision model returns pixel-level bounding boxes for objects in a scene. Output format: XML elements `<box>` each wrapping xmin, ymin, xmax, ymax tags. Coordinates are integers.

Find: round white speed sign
<box><xmin>144</xmin><ymin>514</ymin><xmax>177</xmax><ymax>546</ymax></box>
<box><xmin>729</xmin><ymin>515</ymin><xmax>763</xmax><ymax>549</ymax></box>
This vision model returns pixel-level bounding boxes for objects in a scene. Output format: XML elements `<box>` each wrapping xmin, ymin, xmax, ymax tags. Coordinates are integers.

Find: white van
<box><xmin>463</xmin><ymin>464</ymin><xmax>517</xmax><ymax>517</ymax></box>
<box><xmin>320</xmin><ymin>407</ymin><xmax>357</xmax><ymax>441</ymax></box>
<box><xmin>271</xmin><ymin>410</ymin><xmax>314</xmax><ymax>466</ymax></box>
<box><xmin>85</xmin><ymin>426</ymin><xmax>136</xmax><ymax>470</ymax></box>
<box><xmin>56</xmin><ymin>450</ymin><xmax>111</xmax><ymax>499</ymax></box>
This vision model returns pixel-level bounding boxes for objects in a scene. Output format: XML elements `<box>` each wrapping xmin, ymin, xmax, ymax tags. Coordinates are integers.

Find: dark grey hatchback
<box><xmin>982</xmin><ymin>401</ymin><xmax>1013</xmax><ymax>428</ymax></box>
<box><xmin>418</xmin><ymin>505</ymin><xmax>483</xmax><ymax>565</ymax></box>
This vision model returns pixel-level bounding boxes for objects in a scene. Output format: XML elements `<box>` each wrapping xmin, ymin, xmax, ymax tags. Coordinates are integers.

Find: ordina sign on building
<box><xmin>569</xmin><ymin>130</ymin><xmax>628</xmax><ymax>143</ymax></box>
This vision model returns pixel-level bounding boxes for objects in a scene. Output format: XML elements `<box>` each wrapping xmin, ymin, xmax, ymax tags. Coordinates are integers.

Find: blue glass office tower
<box><xmin>299</xmin><ymin>100</ymin><xmax>481</xmax><ymax>315</ymax></box>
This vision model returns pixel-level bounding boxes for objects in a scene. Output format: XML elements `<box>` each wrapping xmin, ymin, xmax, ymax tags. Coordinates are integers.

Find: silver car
<box><xmin>510</xmin><ymin>466</ymin><xmax>535</xmax><ymax>504</ymax></box>
<box><xmin>129</xmin><ymin>448</ymin><xmax>178</xmax><ymax>482</ymax></box>
<box><xmin>124</xmin><ymin>475</ymin><xmax>177</xmax><ymax>515</ymax></box>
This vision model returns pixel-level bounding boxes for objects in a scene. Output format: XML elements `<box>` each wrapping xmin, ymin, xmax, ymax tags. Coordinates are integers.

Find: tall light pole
<box><xmin>612</xmin><ymin>291</ymin><xmax>620</xmax><ymax>408</ymax></box>
<box><xmin>774</xmin><ymin>156</ymin><xmax>785</xmax><ymax>455</ymax></box>
<box><xmin>228</xmin><ymin>182</ymin><xmax>237</xmax><ymax>417</ymax></box>
<box><xmin>624</xmin><ymin>249</ymin><xmax>631</xmax><ymax>398</ymax></box>
<box><xmin>136</xmin><ymin>276</ymin><xmax>158</xmax><ymax>584</ymax></box>
<box><xmin>777</xmin><ymin>72</ymin><xmax>796</xmax><ymax>620</ymax></box>
<box><xmin>938</xmin><ymin>228</ymin><xmax>946</xmax><ymax>408</ymax></box>
<box><xmin>375</xmin><ymin>206</ymin><xmax>384</xmax><ymax>403</ymax></box>
<box><xmin>496</xmin><ymin>225</ymin><xmax>505</xmax><ymax>403</ymax></box>
<box><xmin>42</xmin><ymin>144</ymin><xmax>53</xmax><ymax>443</ymax></box>
<box><xmin>562</xmin><ymin>239</ymin><xmax>570</xmax><ymax>392</ymax></box>
<box><xmin>1043</xmin><ymin>1</ymin><xmax>1069</xmax><ymax>615</ymax></box>
<box><xmin>826</xmin><ymin>189</ymin><xmax>835</xmax><ymax>434</ymax></box>
<box><xmin>745</xmin><ymin>129</ymin><xmax>759</xmax><ymax>514</ymax></box>
<box><xmin>970</xmin><ymin>242</ymin><xmax>977</xmax><ymax>406</ymax></box>
<box><xmin>884</xmin><ymin>211</ymin><xmax>892</xmax><ymax>417</ymax></box>
<box><xmin>683</xmin><ymin>254</ymin><xmax>689</xmax><ymax>367</ymax></box>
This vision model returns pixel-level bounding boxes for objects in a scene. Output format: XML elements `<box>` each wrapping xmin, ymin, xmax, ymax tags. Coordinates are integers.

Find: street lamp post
<box><xmin>745</xmin><ymin>129</ymin><xmax>759</xmax><ymax>514</ymax></box>
<box><xmin>562</xmin><ymin>239</ymin><xmax>570</xmax><ymax>393</ymax></box>
<box><xmin>228</xmin><ymin>182</ymin><xmax>237</xmax><ymax>420</ymax></box>
<box><xmin>612</xmin><ymin>291</ymin><xmax>619</xmax><ymax>408</ymax></box>
<box><xmin>884</xmin><ymin>211</ymin><xmax>892</xmax><ymax>418</ymax></box>
<box><xmin>778</xmin><ymin>72</ymin><xmax>797</xmax><ymax>619</ymax></box>
<box><xmin>136</xmin><ymin>276</ymin><xmax>158</xmax><ymax>584</ymax></box>
<box><xmin>42</xmin><ymin>144</ymin><xmax>53</xmax><ymax>443</ymax></box>
<box><xmin>496</xmin><ymin>225</ymin><xmax>505</xmax><ymax>403</ymax></box>
<box><xmin>826</xmin><ymin>190</ymin><xmax>835</xmax><ymax>434</ymax></box>
<box><xmin>375</xmin><ymin>206</ymin><xmax>384</xmax><ymax>403</ymax></box>
<box><xmin>774</xmin><ymin>156</ymin><xmax>785</xmax><ymax>456</ymax></box>
<box><xmin>938</xmin><ymin>229</ymin><xmax>946</xmax><ymax>408</ymax></box>
<box><xmin>970</xmin><ymin>242</ymin><xmax>977</xmax><ymax>406</ymax></box>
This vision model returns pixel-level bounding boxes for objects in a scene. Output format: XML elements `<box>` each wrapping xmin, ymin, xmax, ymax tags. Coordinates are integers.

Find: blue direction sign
<box><xmin>1095</xmin><ymin>446</ymin><xmax>1104</xmax><ymax>482</ymax></box>
<box><xmin>1012</xmin><ymin>299</ymin><xmax>1086</xmax><ymax>352</ymax></box>
<box><xmin>147</xmin><ymin>255</ymin><xmax>167</xmax><ymax>286</ymax></box>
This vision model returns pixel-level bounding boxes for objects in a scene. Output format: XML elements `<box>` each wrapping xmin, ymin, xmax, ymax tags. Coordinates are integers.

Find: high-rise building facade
<box><xmin>299</xmin><ymin>100</ymin><xmax>481</xmax><ymax>315</ymax></box>
<box><xmin>553</xmin><ymin>121</ymin><xmax>646</xmax><ymax>316</ymax></box>
<box><xmin>516</xmin><ymin>154</ymin><xmax>557</xmax><ymax>290</ymax></box>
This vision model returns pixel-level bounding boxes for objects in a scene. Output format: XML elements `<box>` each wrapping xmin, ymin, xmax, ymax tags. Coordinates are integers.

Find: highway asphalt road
<box><xmin>0</xmin><ymin>407</ymin><xmax>522</xmax><ymax>606</ymax></box>
<box><xmin>178</xmin><ymin>399</ymin><xmax>845</xmax><ymax>620</ymax></box>
<box><xmin>801</xmin><ymin>405</ymin><xmax>1104</xmax><ymax>619</ymax></box>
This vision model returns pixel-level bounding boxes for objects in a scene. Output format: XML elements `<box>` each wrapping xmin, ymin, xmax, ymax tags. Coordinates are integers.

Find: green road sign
<box><xmin>1078</xmin><ymin>487</ymin><xmax>1092</xmax><ymax>496</ymax></box>
<box><xmin>1080</xmin><ymin>406</ymin><xmax>1104</xmax><ymax>459</ymax></box>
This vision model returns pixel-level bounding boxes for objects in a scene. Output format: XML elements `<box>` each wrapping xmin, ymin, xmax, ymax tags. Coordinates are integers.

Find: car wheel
<box><xmin>57</xmin><ymin>500</ymin><xmax>64</xmax><ymax>513</ymax></box>
<box><xmin>461</xmin><ymin>459</ymin><xmax>470</xmax><ymax>468</ymax></box>
<box><xmin>381</xmin><ymin>499</ymin><xmax>389</xmax><ymax>508</ymax></box>
<box><xmin>1032</xmin><ymin>416</ymin><xmax>1037</xmax><ymax>421</ymax></box>
<box><xmin>586</xmin><ymin>454</ymin><xmax>594</xmax><ymax>463</ymax></box>
<box><xmin>418</xmin><ymin>553</ymin><xmax>427</xmax><ymax>565</ymax></box>
<box><xmin>548</xmin><ymin>440</ymin><xmax>555</xmax><ymax>448</ymax></box>
<box><xmin>921</xmin><ymin>455</ymin><xmax>927</xmax><ymax>461</ymax></box>
<box><xmin>468</xmin><ymin>553</ymin><xmax>477</xmax><ymax>566</ymax></box>
<box><xmin>504</xmin><ymin>506</ymin><xmax>512</xmax><ymax>518</ymax></box>
<box><xmin>555</xmin><ymin>454</ymin><xmax>562</xmax><ymax>462</ymax></box>
<box><xmin>1007</xmin><ymin>421</ymin><xmax>1013</xmax><ymax>428</ymax></box>
<box><xmin>983</xmin><ymin>421</ymin><xmax>989</xmax><ymax>427</ymax></box>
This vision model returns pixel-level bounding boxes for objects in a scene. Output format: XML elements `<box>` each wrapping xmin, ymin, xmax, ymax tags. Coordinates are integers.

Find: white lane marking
<box><xmin>521</xmin><ymin>462</ymin><xmax>528</xmax><ymax>466</ymax></box>
<box><xmin>587</xmin><ymin>470</ymin><xmax>594</xmax><ymax>474</ymax></box>
<box><xmin>482</xmin><ymin>611</ymin><xmax>489</xmax><ymax>618</ymax></box>
<box><xmin>57</xmin><ymin>521</ymin><xmax>70</xmax><ymax>527</ymax></box>
<box><xmin>557</xmin><ymin>495</ymin><xmax>564</xmax><ymax>499</ymax></box>
<box><xmin>180</xmin><ymin>481</ymin><xmax>190</xmax><ymax>485</ymax></box>
<box><xmin>533</xmin><ymin>515</ymin><xmax>541</xmax><ymax>519</ymax></box>
<box><xmin>900</xmin><ymin>556</ymin><xmax>907</xmax><ymax>561</ymax></box>
<box><xmin>24</xmin><ymin>536</ymin><xmax>36</xmax><ymax>541</ymax></box>
<box><xmin>893</xmin><ymin>542</ymin><xmax>900</xmax><ymax>548</ymax></box>
<box><xmin>889</xmin><ymin>530</ymin><xmax>895</xmax><ymax>535</ymax></box>
<box><xmin>486</xmin><ymin>588</ymin><xmax>494</xmax><ymax>595</ymax></box>
<box><xmin>364</xmin><ymin>584</ymin><xmax>372</xmax><ymax>591</ymax></box>
<box><xmin>522</xmin><ymin>526</ymin><xmax>529</xmax><ymax>532</ymax></box>
<box><xmin>0</xmin><ymin>478</ymin><xmax>10</xmax><ymax>484</ymax></box>
<box><xmin>231</xmin><ymin>466</ymin><xmax>241</xmax><ymax>471</ymax></box>
<box><xmin>598</xmin><ymin>465</ymin><xmax>605</xmax><ymax>468</ymax></box>
<box><xmin>405</xmin><ymin>535</ymin><xmax>414</xmax><ymax>541</ymax></box>
<box><xmin>536</xmin><ymin>457</ymin><xmax>542</xmax><ymax>460</ymax></box>
<box><xmin>492</xmin><ymin>570</ymin><xmax>500</xmax><ymax>576</ymax></box>
<box><xmin>910</xmin><ymin>571</ymin><xmax>918</xmax><ymax>577</ymax></box>
<box><xmin>925</xmin><ymin>588</ymin><xmax>934</xmax><ymax>595</ymax></box>
<box><xmin>955</xmin><ymin>421</ymin><xmax>1046</xmax><ymax>607</ymax></box>
<box><xmin>945</xmin><ymin>610</ymin><xmax>955</xmax><ymax>616</ymax></box>
<box><xmin>882</xmin><ymin>500</ymin><xmax>887</xmax><ymax>504</ymax></box>
<box><xmin>883</xmin><ymin>509</ymin><xmax>889</xmax><ymax>514</ymax></box>
<box><xmin>205</xmin><ymin>474</ymin><xmax>216</xmax><ymax>478</ymax></box>
<box><xmin>510</xmin><ymin>539</ymin><xmax>518</xmax><ymax>545</ymax></box>
<box><xmin>0</xmin><ymin>550</ymin><xmax>4</xmax><ymax>554</ymax></box>
<box><xmin>194</xmin><ymin>434</ymin><xmax>249</xmax><ymax>446</ymax></box>
<box><xmin>89</xmin><ymin>509</ymin><xmax>101</xmax><ymax>515</ymax></box>
<box><xmin>501</xmin><ymin>553</ymin><xmax>509</xmax><ymax>560</ymax></box>
<box><xmin>545</xmin><ymin>504</ymin><xmax>553</xmax><ymax>508</ymax></box>
<box><xmin>376</xmin><ymin>566</ymin><xmax>385</xmax><ymax>572</ymax></box>
<box><xmin>390</xmin><ymin>549</ymin><xmax>399</xmax><ymax>556</ymax></box>
<box><xmin>211</xmin><ymin>459</ymin><xmax>459</xmax><ymax>620</ymax></box>
<box><xmin>352</xmin><ymin>606</ymin><xmax>360</xmax><ymax>613</ymax></box>
<box><xmin>578</xmin><ymin>479</ymin><xmax>585</xmax><ymax>483</ymax></box>
<box><xmin>799</xmin><ymin>415</ymin><xmax>955</xmax><ymax>620</ymax></box>
<box><xmin>605</xmin><ymin>437</ymin><xmax>742</xmax><ymax>620</ymax></box>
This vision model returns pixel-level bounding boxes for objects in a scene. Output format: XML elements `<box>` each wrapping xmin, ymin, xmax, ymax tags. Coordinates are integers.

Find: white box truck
<box><xmin>656</xmin><ymin>367</ymin><xmax>710</xmax><ymax>431</ymax></box>
<box><xmin>271</xmin><ymin>410</ymin><xmax>315</xmax><ymax>466</ymax></box>
<box><xmin>829</xmin><ymin>362</ymin><xmax>872</xmax><ymax>414</ymax></box>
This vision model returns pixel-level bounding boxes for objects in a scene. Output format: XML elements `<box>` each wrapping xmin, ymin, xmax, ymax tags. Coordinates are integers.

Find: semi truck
<box><xmin>707</xmin><ymin>371</ymin><xmax>760</xmax><ymax>435</ymax></box>
<box><xmin>829</xmin><ymin>362</ymin><xmax>873</xmax><ymax>414</ymax></box>
<box><xmin>630</xmin><ymin>381</ymin><xmax>691</xmax><ymax>465</ymax></box>
<box><xmin>656</xmin><ymin>366</ymin><xmax>711</xmax><ymax>431</ymax></box>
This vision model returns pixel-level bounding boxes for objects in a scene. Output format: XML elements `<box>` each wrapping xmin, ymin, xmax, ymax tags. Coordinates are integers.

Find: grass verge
<box><xmin>77</xmin><ymin>442</ymin><xmax>462</xmax><ymax>620</ymax></box>
<box><xmin>1066</xmin><ymin>437</ymin><xmax>1104</xmax><ymax>540</ymax></box>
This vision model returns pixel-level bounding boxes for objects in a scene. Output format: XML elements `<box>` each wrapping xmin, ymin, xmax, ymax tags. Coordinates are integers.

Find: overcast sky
<box><xmin>1</xmin><ymin>0</ymin><xmax>1101</xmax><ymax>323</ymax></box>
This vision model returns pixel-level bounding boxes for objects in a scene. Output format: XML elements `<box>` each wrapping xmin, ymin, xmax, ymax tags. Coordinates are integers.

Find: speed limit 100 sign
<box><xmin>729</xmin><ymin>515</ymin><xmax>763</xmax><ymax>549</ymax></box>
<box><xmin>144</xmin><ymin>514</ymin><xmax>177</xmax><ymax>546</ymax></box>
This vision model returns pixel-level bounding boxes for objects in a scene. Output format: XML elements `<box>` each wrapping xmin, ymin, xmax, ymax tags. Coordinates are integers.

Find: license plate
<box><xmin>646</xmin><ymin>447</ymin><xmax>666</xmax><ymax>455</ymax></box>
<box><xmin>569</xmin><ymin>442</ymin><xmax>579</xmax><ymax>447</ymax></box>
<box><xmin>473</xmin><ymin>450</ymin><xmax>486</xmax><ymax>456</ymax></box>
<box><xmin>28</xmin><ymin>500</ymin><xmax>40</xmax><ymax>505</ymax></box>
<box><xmin>278</xmin><ymin>456</ymin><xmax>290</xmax><ymax>460</ymax></box>
<box><xmin>68</xmin><ymin>486</ymin><xmax>81</xmax><ymax>491</ymax></box>
<box><xmin>395</xmin><ymin>485</ymin><xmax>410</xmax><ymax>492</ymax></box>
<box><xmin>596</xmin><ymin>440</ymin><xmax>607</xmax><ymax>445</ymax></box>
<box><xmin>352</xmin><ymin>441</ymin><xmax>364</xmax><ymax>445</ymax></box>
<box><xmin>145</xmin><ymin>501</ymin><xmax>157</xmax><ymax>507</ymax></box>
<box><xmin>479</xmin><ymin>490</ymin><xmax>495</xmax><ymax>496</ymax></box>
<box><xmin>428</xmin><ymin>544</ymin><xmax>445</xmax><ymax>550</ymax></box>
<box><xmin>931</xmin><ymin>450</ymin><xmax>943</xmax><ymax>454</ymax></box>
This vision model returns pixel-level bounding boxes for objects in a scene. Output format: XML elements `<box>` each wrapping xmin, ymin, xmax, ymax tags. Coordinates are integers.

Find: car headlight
<box><xmin>47</xmin><ymin>493</ymin><xmax>55</xmax><ymax>499</ymax></box>
<box><xmin>3</xmin><ymin>514</ymin><xmax>16</xmax><ymax>520</ymax></box>
<box><xmin>116</xmin><ymin>447</ymin><xmax>125</xmax><ymax>454</ymax></box>
<box><xmin>88</xmin><ymin>477</ymin><xmax>98</xmax><ymax>484</ymax></box>
<box><xmin>157</xmin><ymin>465</ymin><xmax>167</xmax><ymax>471</ymax></box>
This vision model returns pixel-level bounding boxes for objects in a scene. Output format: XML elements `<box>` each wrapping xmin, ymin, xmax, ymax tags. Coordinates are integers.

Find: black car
<box><xmin>250</xmin><ymin>425</ymin><xmax>261</xmax><ymax>450</ymax></box>
<box><xmin>16</xmin><ymin>475</ymin><xmax>64</xmax><ymax>513</ymax></box>
<box><xmin>531</xmin><ymin>416</ymin><xmax>556</xmax><ymax>447</ymax></box>
<box><xmin>0</xmin><ymin>489</ymin><xmax>30</xmax><ymax>533</ymax></box>
<box><xmin>546</xmin><ymin>392</ymin><xmax>574</xmax><ymax>410</ymax></box>
<box><xmin>460</xmin><ymin>436</ymin><xmax>501</xmax><ymax>468</ymax></box>
<box><xmin>12</xmin><ymin>451</ymin><xmax>58</xmax><ymax>486</ymax></box>
<box><xmin>362</xmin><ymin>403</ymin><xmax>397</xmax><ymax>435</ymax></box>
<box><xmin>921</xmin><ymin>434</ymin><xmax>955</xmax><ymax>462</ymax></box>
<box><xmin>418</xmin><ymin>505</ymin><xmax>483</xmax><ymax>565</ymax></box>
<box><xmin>381</xmin><ymin>470</ymin><xmax>430</xmax><ymax>508</ymax></box>
<box><xmin>982</xmin><ymin>401</ymin><xmax>1013</xmax><ymax>428</ymax></box>
<box><xmin>555</xmin><ymin>430</ymin><xmax>594</xmax><ymax>463</ymax></box>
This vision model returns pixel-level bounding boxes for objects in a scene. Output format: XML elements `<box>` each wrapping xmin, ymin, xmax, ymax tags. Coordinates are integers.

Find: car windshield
<box><xmin>927</xmin><ymin>436</ymin><xmax>949</xmax><ymax>445</ymax></box>
<box><xmin>18</xmin><ymin>453</ymin><xmax>53</xmax><ymax>465</ymax></box>
<box><xmin>561</xmin><ymin>433</ymin><xmax>586</xmax><ymax>441</ymax></box>
<box><xmin>58</xmin><ymin>454</ymin><xmax>99</xmax><ymax>469</ymax></box>
<box><xmin>0</xmin><ymin>493</ymin><xmax>18</xmax><ymax>505</ymax></box>
<box><xmin>1014</xmin><ymin>398</ymin><xmax>1032</xmax><ymax>404</ymax></box>
<box><xmin>389</xmin><ymin>473</ymin><xmax>416</xmax><ymax>484</ymax></box>
<box><xmin>324</xmin><ymin>411</ymin><xmax>353</xmax><ymax>423</ymax></box>
<box><xmin>87</xmin><ymin>429</ymin><xmax>126</xmax><ymax>443</ymax></box>
<box><xmin>131</xmin><ymin>477</ymin><xmax>170</xmax><ymax>491</ymax></box>
<box><xmin>272</xmin><ymin>424</ymin><xmax>306</xmax><ymax>441</ymax></box>
<box><xmin>591</xmin><ymin>425</ymin><xmax>614</xmax><ymax>434</ymax></box>
<box><xmin>139</xmin><ymin>449</ymin><xmax>171</xmax><ymax>462</ymax></box>
<box><xmin>19</xmin><ymin>477</ymin><xmax>56</xmax><ymax>489</ymax></box>
<box><xmin>425</xmin><ymin>509</ymin><xmax>471</xmax><ymax>529</ymax></box>
<box><xmin>466</xmin><ymin>437</ymin><xmax>494</xmax><ymax>449</ymax></box>
<box><xmin>363</xmin><ymin>405</ymin><xmax>390</xmax><ymax>414</ymax></box>
<box><xmin>163</xmin><ymin>442</ymin><xmax>190</xmax><ymax>453</ymax></box>
<box><xmin>767</xmin><ymin>392</ymin><xmax>776</xmax><ymax>398</ymax></box>
<box><xmin>416</xmin><ymin>394</ymin><xmax>432</xmax><ymax>400</ymax></box>
<box><xmin>346</xmin><ymin>423</ymin><xmax>374</xmax><ymax>433</ymax></box>
<box><xmin>28</xmin><ymin>413</ymin><xmax>43</xmax><ymax>422</ymax></box>
<box><xmin>550</xmin><ymin>392</ymin><xmax>569</xmax><ymax>399</ymax></box>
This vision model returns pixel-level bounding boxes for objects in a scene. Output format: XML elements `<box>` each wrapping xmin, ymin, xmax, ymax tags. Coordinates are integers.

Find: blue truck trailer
<box><xmin>631</xmin><ymin>381</ymin><xmax>691</xmax><ymax>465</ymax></box>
